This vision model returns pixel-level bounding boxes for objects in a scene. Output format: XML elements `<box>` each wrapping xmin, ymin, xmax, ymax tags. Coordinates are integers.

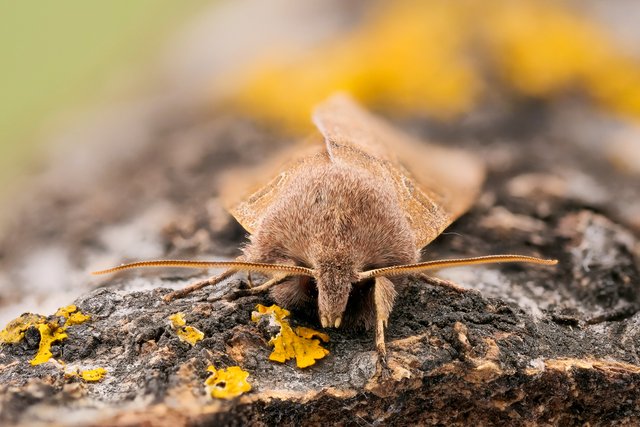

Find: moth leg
<box><xmin>247</xmin><ymin>272</ymin><xmax>254</xmax><ymax>288</ymax></box>
<box><xmin>225</xmin><ymin>274</ymin><xmax>288</xmax><ymax>301</ymax></box>
<box><xmin>374</xmin><ymin>276</ymin><xmax>397</xmax><ymax>371</ymax></box>
<box><xmin>164</xmin><ymin>268</ymin><xmax>236</xmax><ymax>302</ymax></box>
<box><xmin>416</xmin><ymin>273</ymin><xmax>471</xmax><ymax>294</ymax></box>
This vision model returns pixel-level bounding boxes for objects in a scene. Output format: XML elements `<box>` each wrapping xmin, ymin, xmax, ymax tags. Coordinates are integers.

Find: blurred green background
<box><xmin>0</xmin><ymin>1</ymin><xmax>206</xmax><ymax>198</ymax></box>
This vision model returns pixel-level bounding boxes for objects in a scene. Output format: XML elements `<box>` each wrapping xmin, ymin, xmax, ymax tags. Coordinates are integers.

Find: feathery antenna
<box><xmin>92</xmin><ymin>260</ymin><xmax>315</xmax><ymax>277</ymax></box>
<box><xmin>358</xmin><ymin>255</ymin><xmax>558</xmax><ymax>280</ymax></box>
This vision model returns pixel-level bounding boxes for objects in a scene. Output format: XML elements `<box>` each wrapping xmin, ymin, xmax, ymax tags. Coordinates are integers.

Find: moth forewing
<box><xmin>312</xmin><ymin>93</ymin><xmax>486</xmax><ymax>248</ymax></box>
<box><xmin>219</xmin><ymin>136</ymin><xmax>328</xmax><ymax>234</ymax></box>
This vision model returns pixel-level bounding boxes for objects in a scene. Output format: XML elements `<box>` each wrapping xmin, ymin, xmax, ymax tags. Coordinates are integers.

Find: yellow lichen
<box><xmin>65</xmin><ymin>366</ymin><xmax>108</xmax><ymax>382</ymax></box>
<box><xmin>178</xmin><ymin>326</ymin><xmax>204</xmax><ymax>345</ymax></box>
<box><xmin>0</xmin><ymin>314</ymin><xmax>45</xmax><ymax>344</ymax></box>
<box><xmin>169</xmin><ymin>312</ymin><xmax>204</xmax><ymax>346</ymax></box>
<box><xmin>252</xmin><ymin>304</ymin><xmax>329</xmax><ymax>368</ymax></box>
<box><xmin>1</xmin><ymin>305</ymin><xmax>91</xmax><ymax>365</ymax></box>
<box><xmin>227</xmin><ymin>0</ymin><xmax>640</xmax><ymax>127</ymax></box>
<box><xmin>30</xmin><ymin>323</ymin><xmax>68</xmax><ymax>366</ymax></box>
<box><xmin>80</xmin><ymin>367</ymin><xmax>107</xmax><ymax>382</ymax></box>
<box><xmin>56</xmin><ymin>305</ymin><xmax>91</xmax><ymax>326</ymax></box>
<box><xmin>56</xmin><ymin>305</ymin><xmax>77</xmax><ymax>318</ymax></box>
<box><xmin>251</xmin><ymin>303</ymin><xmax>291</xmax><ymax>323</ymax></box>
<box><xmin>169</xmin><ymin>312</ymin><xmax>187</xmax><ymax>327</ymax></box>
<box><xmin>295</xmin><ymin>326</ymin><xmax>330</xmax><ymax>343</ymax></box>
<box><xmin>205</xmin><ymin>365</ymin><xmax>251</xmax><ymax>399</ymax></box>
<box><xmin>229</xmin><ymin>0</ymin><xmax>477</xmax><ymax>130</ymax></box>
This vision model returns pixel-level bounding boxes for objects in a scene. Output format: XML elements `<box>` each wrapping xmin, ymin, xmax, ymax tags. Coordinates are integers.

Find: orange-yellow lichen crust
<box><xmin>80</xmin><ymin>367</ymin><xmax>107</xmax><ymax>382</ymax></box>
<box><xmin>30</xmin><ymin>323</ymin><xmax>68</xmax><ymax>366</ymax></box>
<box><xmin>229</xmin><ymin>0</ymin><xmax>640</xmax><ymax>127</ymax></box>
<box><xmin>230</xmin><ymin>0</ymin><xmax>478</xmax><ymax>129</ymax></box>
<box><xmin>251</xmin><ymin>304</ymin><xmax>329</xmax><ymax>368</ymax></box>
<box><xmin>205</xmin><ymin>365</ymin><xmax>252</xmax><ymax>399</ymax></box>
<box><xmin>169</xmin><ymin>312</ymin><xmax>205</xmax><ymax>345</ymax></box>
<box><xmin>0</xmin><ymin>314</ymin><xmax>45</xmax><ymax>344</ymax></box>
<box><xmin>0</xmin><ymin>305</ymin><xmax>91</xmax><ymax>366</ymax></box>
<box><xmin>56</xmin><ymin>305</ymin><xmax>91</xmax><ymax>326</ymax></box>
<box><xmin>65</xmin><ymin>367</ymin><xmax>108</xmax><ymax>382</ymax></box>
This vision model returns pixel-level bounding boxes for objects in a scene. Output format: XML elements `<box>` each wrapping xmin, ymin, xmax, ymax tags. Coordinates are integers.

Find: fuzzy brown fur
<box><xmin>244</xmin><ymin>161</ymin><xmax>418</xmax><ymax>329</ymax></box>
<box><xmin>213</xmin><ymin>94</ymin><xmax>486</xmax><ymax>333</ymax></box>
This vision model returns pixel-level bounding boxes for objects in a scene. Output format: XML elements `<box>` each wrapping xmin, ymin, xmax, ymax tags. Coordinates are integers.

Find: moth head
<box><xmin>314</xmin><ymin>261</ymin><xmax>358</xmax><ymax>329</ymax></box>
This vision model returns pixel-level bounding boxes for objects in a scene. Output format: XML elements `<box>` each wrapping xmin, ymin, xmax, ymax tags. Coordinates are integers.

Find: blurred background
<box><xmin>1</xmin><ymin>0</ymin><xmax>640</xmax><ymax>323</ymax></box>
<box><xmin>3</xmin><ymin>0</ymin><xmax>640</xmax><ymax>197</ymax></box>
<box><xmin>0</xmin><ymin>1</ymin><xmax>206</xmax><ymax>201</ymax></box>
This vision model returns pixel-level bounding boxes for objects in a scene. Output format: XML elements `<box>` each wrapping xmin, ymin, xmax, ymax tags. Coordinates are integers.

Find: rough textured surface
<box><xmin>1</xmin><ymin>96</ymin><xmax>640</xmax><ymax>426</ymax></box>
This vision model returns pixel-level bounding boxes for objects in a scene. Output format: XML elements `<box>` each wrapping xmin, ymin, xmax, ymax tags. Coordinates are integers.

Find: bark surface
<box><xmin>1</xmin><ymin>100</ymin><xmax>640</xmax><ymax>426</ymax></box>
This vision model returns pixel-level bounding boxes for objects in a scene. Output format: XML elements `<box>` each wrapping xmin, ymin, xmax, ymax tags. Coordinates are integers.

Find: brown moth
<box><xmin>93</xmin><ymin>94</ymin><xmax>556</xmax><ymax>360</ymax></box>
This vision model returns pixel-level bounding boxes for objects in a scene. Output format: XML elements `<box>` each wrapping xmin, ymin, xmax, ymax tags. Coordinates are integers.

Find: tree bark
<box><xmin>1</xmin><ymin>101</ymin><xmax>640</xmax><ymax>426</ymax></box>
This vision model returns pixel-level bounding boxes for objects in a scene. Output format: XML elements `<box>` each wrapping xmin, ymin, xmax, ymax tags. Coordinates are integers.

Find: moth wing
<box><xmin>313</xmin><ymin>94</ymin><xmax>485</xmax><ymax>248</ymax></box>
<box><xmin>220</xmin><ymin>137</ymin><xmax>328</xmax><ymax>234</ymax></box>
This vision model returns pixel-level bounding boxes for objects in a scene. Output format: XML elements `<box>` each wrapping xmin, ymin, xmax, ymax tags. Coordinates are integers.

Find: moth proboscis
<box><xmin>93</xmin><ymin>94</ymin><xmax>557</xmax><ymax>365</ymax></box>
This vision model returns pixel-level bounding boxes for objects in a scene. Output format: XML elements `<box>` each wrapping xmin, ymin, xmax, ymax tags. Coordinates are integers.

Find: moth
<box><xmin>93</xmin><ymin>94</ymin><xmax>556</xmax><ymax>361</ymax></box>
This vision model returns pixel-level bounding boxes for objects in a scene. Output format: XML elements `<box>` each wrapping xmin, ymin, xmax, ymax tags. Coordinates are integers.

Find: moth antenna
<box><xmin>91</xmin><ymin>260</ymin><xmax>315</xmax><ymax>277</ymax></box>
<box><xmin>358</xmin><ymin>255</ymin><xmax>558</xmax><ymax>279</ymax></box>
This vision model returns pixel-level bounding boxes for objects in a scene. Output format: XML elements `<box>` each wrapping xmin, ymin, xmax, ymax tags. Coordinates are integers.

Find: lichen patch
<box><xmin>251</xmin><ymin>304</ymin><xmax>329</xmax><ymax>368</ymax></box>
<box><xmin>205</xmin><ymin>365</ymin><xmax>251</xmax><ymax>399</ymax></box>
<box><xmin>30</xmin><ymin>323</ymin><xmax>68</xmax><ymax>366</ymax></box>
<box><xmin>56</xmin><ymin>305</ymin><xmax>91</xmax><ymax>326</ymax></box>
<box><xmin>169</xmin><ymin>312</ymin><xmax>204</xmax><ymax>345</ymax></box>
<box><xmin>1</xmin><ymin>306</ymin><xmax>91</xmax><ymax>365</ymax></box>
<box><xmin>0</xmin><ymin>314</ymin><xmax>45</xmax><ymax>344</ymax></box>
<box><xmin>80</xmin><ymin>367</ymin><xmax>107</xmax><ymax>382</ymax></box>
